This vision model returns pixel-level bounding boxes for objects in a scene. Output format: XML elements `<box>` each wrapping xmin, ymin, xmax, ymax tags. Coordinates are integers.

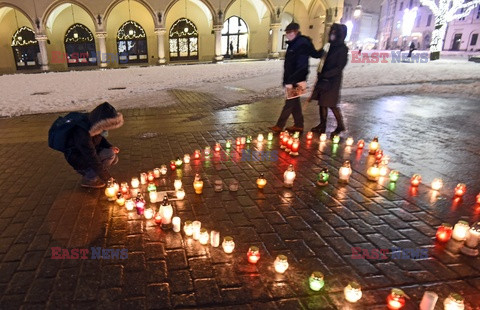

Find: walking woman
<box><xmin>310</xmin><ymin>23</ymin><xmax>349</xmax><ymax>138</ymax></box>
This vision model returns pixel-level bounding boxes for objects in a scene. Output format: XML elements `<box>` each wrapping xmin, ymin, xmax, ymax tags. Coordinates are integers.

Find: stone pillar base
<box><xmin>158</xmin><ymin>58</ymin><xmax>166</xmax><ymax>64</ymax></box>
<box><xmin>100</xmin><ymin>62</ymin><xmax>108</xmax><ymax>68</ymax></box>
<box><xmin>269</xmin><ymin>52</ymin><xmax>280</xmax><ymax>59</ymax></box>
<box><xmin>214</xmin><ymin>55</ymin><xmax>224</xmax><ymax>62</ymax></box>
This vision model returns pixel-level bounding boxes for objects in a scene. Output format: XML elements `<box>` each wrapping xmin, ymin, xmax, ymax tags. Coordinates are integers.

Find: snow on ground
<box><xmin>0</xmin><ymin>52</ymin><xmax>479</xmax><ymax>117</ymax></box>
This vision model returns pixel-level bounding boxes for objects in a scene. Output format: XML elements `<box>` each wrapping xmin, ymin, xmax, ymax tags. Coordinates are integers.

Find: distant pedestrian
<box><xmin>230</xmin><ymin>41</ymin><xmax>234</xmax><ymax>59</ymax></box>
<box><xmin>269</xmin><ymin>22</ymin><xmax>319</xmax><ymax>133</ymax></box>
<box><xmin>309</xmin><ymin>23</ymin><xmax>349</xmax><ymax>138</ymax></box>
<box><xmin>407</xmin><ymin>41</ymin><xmax>416</xmax><ymax>57</ymax></box>
<box><xmin>48</xmin><ymin>102</ymin><xmax>124</xmax><ymax>188</ymax></box>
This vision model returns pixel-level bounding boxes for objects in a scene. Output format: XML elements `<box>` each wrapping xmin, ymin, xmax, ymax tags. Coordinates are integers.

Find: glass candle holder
<box><xmin>222</xmin><ymin>236</ymin><xmax>235</xmax><ymax>253</ymax></box>
<box><xmin>116</xmin><ymin>193</ymin><xmax>125</xmax><ymax>206</ymax></box>
<box><xmin>257</xmin><ymin>134</ymin><xmax>264</xmax><ymax>142</ymax></box>
<box><xmin>199</xmin><ymin>228</ymin><xmax>209</xmax><ymax>245</ymax></box>
<box><xmin>147</xmin><ymin>183</ymin><xmax>157</xmax><ymax>192</ymax></box>
<box><xmin>204</xmin><ymin>146</ymin><xmax>211</xmax><ymax>156</ymax></box>
<box><xmin>280</xmin><ymin>134</ymin><xmax>289</xmax><ymax>149</ymax></box>
<box><xmin>121</xmin><ymin>182</ymin><xmax>130</xmax><ymax>195</ymax></box>
<box><xmin>339</xmin><ymin>161</ymin><xmax>352</xmax><ymax>183</ymax></box>
<box><xmin>246</xmin><ymin>135</ymin><xmax>252</xmax><ymax>144</ymax></box>
<box><xmin>344</xmin><ymin>281</ymin><xmax>362</xmax><ymax>303</ymax></box>
<box><xmin>317</xmin><ymin>168</ymin><xmax>330</xmax><ymax>186</ymax></box>
<box><xmin>386</xmin><ymin>288</ymin><xmax>406</xmax><ymax>310</ymax></box>
<box><xmin>368</xmin><ymin>137</ymin><xmax>379</xmax><ymax>155</ymax></box>
<box><xmin>144</xmin><ymin>208</ymin><xmax>155</xmax><ymax>220</ymax></box>
<box><xmin>174</xmin><ymin>179</ymin><xmax>182</xmax><ymax>191</ymax></box>
<box><xmin>309</xmin><ymin>271</ymin><xmax>324</xmax><ymax>291</ymax></box>
<box><xmin>183</xmin><ymin>154</ymin><xmax>191</xmax><ymax>164</ymax></box>
<box><xmin>135</xmin><ymin>196</ymin><xmax>145</xmax><ymax>215</ymax></box>
<box><xmin>194</xmin><ymin>149</ymin><xmax>201</xmax><ymax>159</ymax></box>
<box><xmin>379</xmin><ymin>165</ymin><xmax>389</xmax><ymax>177</ymax></box>
<box><xmin>105</xmin><ymin>180</ymin><xmax>117</xmax><ymax>202</ymax></box>
<box><xmin>154</xmin><ymin>213</ymin><xmax>162</xmax><ymax>225</ymax></box>
<box><xmin>149</xmin><ymin>191</ymin><xmax>158</xmax><ymax>203</ymax></box>
<box><xmin>225</xmin><ymin>140</ymin><xmax>232</xmax><ymax>149</ymax></box>
<box><xmin>452</xmin><ymin>220</ymin><xmax>469</xmax><ymax>241</ymax></box>
<box><xmin>367</xmin><ymin>164</ymin><xmax>380</xmax><ymax>181</ymax></box>
<box><xmin>170</xmin><ymin>160</ymin><xmax>176</xmax><ymax>171</ymax></box>
<box><xmin>160</xmin><ymin>203</ymin><xmax>173</xmax><ymax>228</ymax></box>
<box><xmin>176</xmin><ymin>188</ymin><xmax>185</xmax><ymax>200</ymax></box>
<box><xmin>389</xmin><ymin>170</ymin><xmax>399</xmax><ymax>182</ymax></box>
<box><xmin>236</xmin><ymin>137</ymin><xmax>241</xmax><ymax>146</ymax></box>
<box><xmin>214</xmin><ymin>143</ymin><xmax>221</xmax><ymax>152</ymax></box>
<box><xmin>443</xmin><ymin>293</ymin><xmax>464</xmax><ymax>310</ymax></box>
<box><xmin>332</xmin><ymin>135</ymin><xmax>340</xmax><ymax>144</ymax></box>
<box><xmin>140</xmin><ymin>172</ymin><xmax>147</xmax><ymax>185</ymax></box>
<box><xmin>131</xmin><ymin>177</ymin><xmax>140</xmax><ymax>189</ymax></box>
<box><xmin>274</xmin><ymin>255</ymin><xmax>289</xmax><ymax>274</ymax></box>
<box><xmin>346</xmin><ymin>137</ymin><xmax>354</xmax><ymax>146</ymax></box>
<box><xmin>283</xmin><ymin>164</ymin><xmax>296</xmax><ymax>188</ymax></box>
<box><xmin>229</xmin><ymin>180</ymin><xmax>239</xmax><ymax>192</ymax></box>
<box><xmin>419</xmin><ymin>291</ymin><xmax>438</xmax><ymax>310</ymax></box>
<box><xmin>293</xmin><ymin>131</ymin><xmax>300</xmax><ymax>139</ymax></box>
<box><xmin>267</xmin><ymin>132</ymin><xmax>274</xmax><ymax>141</ymax></box>
<box><xmin>256</xmin><ymin>174</ymin><xmax>267</xmax><ymax>189</ymax></box>
<box><xmin>194</xmin><ymin>176</ymin><xmax>204</xmax><ymax>194</ymax></box>
<box><xmin>290</xmin><ymin>139</ymin><xmax>300</xmax><ymax>156</ymax></box>
<box><xmin>285</xmin><ymin>137</ymin><xmax>294</xmax><ymax>152</ymax></box>
<box><xmin>357</xmin><ymin>139</ymin><xmax>365</xmax><ymax>149</ymax></box>
<box><xmin>125</xmin><ymin>199</ymin><xmax>135</xmax><ymax>211</ymax></box>
<box><xmin>147</xmin><ymin>171</ymin><xmax>154</xmax><ymax>182</ymax></box>
<box><xmin>184</xmin><ymin>221</ymin><xmax>193</xmax><ymax>237</ymax></box>
<box><xmin>192</xmin><ymin>221</ymin><xmax>202</xmax><ymax>240</ymax></box>
<box><xmin>160</xmin><ymin>165</ymin><xmax>168</xmax><ymax>175</ymax></box>
<box><xmin>464</xmin><ymin>222</ymin><xmax>480</xmax><ymax>248</ymax></box>
<box><xmin>432</xmin><ymin>178</ymin><xmax>443</xmax><ymax>191</ymax></box>
<box><xmin>214</xmin><ymin>179</ymin><xmax>223</xmax><ymax>192</ymax></box>
<box><xmin>210</xmin><ymin>230</ymin><xmax>220</xmax><ymax>247</ymax></box>
<box><xmin>375</xmin><ymin>149</ymin><xmax>384</xmax><ymax>161</ymax></box>
<box><xmin>454</xmin><ymin>183</ymin><xmax>466</xmax><ymax>197</ymax></box>
<box><xmin>410</xmin><ymin>174</ymin><xmax>422</xmax><ymax>187</ymax></box>
<box><xmin>247</xmin><ymin>246</ymin><xmax>260</xmax><ymax>264</ymax></box>
<box><xmin>153</xmin><ymin>168</ymin><xmax>161</xmax><ymax>178</ymax></box>
<box><xmin>175</xmin><ymin>157</ymin><xmax>183</xmax><ymax>167</ymax></box>
<box><xmin>436</xmin><ymin>223</ymin><xmax>453</xmax><ymax>242</ymax></box>
<box><xmin>306</xmin><ymin>131</ymin><xmax>313</xmax><ymax>140</ymax></box>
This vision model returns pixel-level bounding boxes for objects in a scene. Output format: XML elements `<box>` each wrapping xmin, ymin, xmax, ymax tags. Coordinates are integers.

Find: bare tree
<box><xmin>420</xmin><ymin>0</ymin><xmax>480</xmax><ymax>59</ymax></box>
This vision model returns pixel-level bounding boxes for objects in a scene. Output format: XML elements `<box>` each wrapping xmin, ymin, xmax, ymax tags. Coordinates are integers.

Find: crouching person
<box><xmin>48</xmin><ymin>102</ymin><xmax>124</xmax><ymax>188</ymax></box>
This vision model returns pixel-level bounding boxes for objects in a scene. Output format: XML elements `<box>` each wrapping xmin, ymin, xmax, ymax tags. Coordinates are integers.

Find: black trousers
<box><xmin>275</xmin><ymin>97</ymin><xmax>304</xmax><ymax>128</ymax></box>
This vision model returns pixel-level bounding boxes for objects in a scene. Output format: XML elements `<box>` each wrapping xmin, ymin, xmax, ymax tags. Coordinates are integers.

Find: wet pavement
<box><xmin>0</xmin><ymin>90</ymin><xmax>479</xmax><ymax>309</ymax></box>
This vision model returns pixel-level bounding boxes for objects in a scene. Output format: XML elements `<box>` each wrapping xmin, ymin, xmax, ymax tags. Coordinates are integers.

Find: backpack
<box><xmin>48</xmin><ymin>112</ymin><xmax>89</xmax><ymax>152</ymax></box>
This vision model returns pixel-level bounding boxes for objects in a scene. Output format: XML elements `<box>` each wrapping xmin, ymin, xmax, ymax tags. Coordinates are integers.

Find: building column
<box><xmin>213</xmin><ymin>24</ymin><xmax>223</xmax><ymax>62</ymax></box>
<box><xmin>269</xmin><ymin>23</ymin><xmax>281</xmax><ymax>58</ymax></box>
<box><xmin>155</xmin><ymin>28</ymin><xmax>167</xmax><ymax>64</ymax></box>
<box><xmin>95</xmin><ymin>32</ymin><xmax>108</xmax><ymax>67</ymax></box>
<box><xmin>35</xmin><ymin>35</ymin><xmax>49</xmax><ymax>71</ymax></box>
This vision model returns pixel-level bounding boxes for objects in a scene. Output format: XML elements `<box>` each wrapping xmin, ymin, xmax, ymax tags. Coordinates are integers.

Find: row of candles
<box><xmin>105</xmin><ymin>132</ymin><xmax>474</xmax><ymax>309</ymax></box>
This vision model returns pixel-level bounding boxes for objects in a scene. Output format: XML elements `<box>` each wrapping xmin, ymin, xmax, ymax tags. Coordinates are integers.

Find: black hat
<box><xmin>88</xmin><ymin>102</ymin><xmax>124</xmax><ymax>136</ymax></box>
<box><xmin>285</xmin><ymin>22</ymin><xmax>300</xmax><ymax>32</ymax></box>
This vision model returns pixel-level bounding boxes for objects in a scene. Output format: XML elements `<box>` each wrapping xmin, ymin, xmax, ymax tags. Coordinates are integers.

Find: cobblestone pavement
<box><xmin>0</xmin><ymin>90</ymin><xmax>479</xmax><ymax>309</ymax></box>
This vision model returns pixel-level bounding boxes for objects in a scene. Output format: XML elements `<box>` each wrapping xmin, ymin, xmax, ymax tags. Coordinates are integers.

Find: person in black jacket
<box><xmin>64</xmin><ymin>102</ymin><xmax>124</xmax><ymax>188</ymax></box>
<box><xmin>269</xmin><ymin>22</ymin><xmax>318</xmax><ymax>133</ymax></box>
<box><xmin>310</xmin><ymin>23</ymin><xmax>349</xmax><ymax>138</ymax></box>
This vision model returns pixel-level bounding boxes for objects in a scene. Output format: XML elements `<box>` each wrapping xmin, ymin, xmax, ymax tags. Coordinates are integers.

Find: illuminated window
<box><xmin>64</xmin><ymin>23</ymin><xmax>96</xmax><ymax>67</ymax></box>
<box><xmin>222</xmin><ymin>16</ymin><xmax>248</xmax><ymax>58</ymax></box>
<box><xmin>117</xmin><ymin>20</ymin><xmax>148</xmax><ymax>64</ymax></box>
<box><xmin>11</xmin><ymin>27</ymin><xmax>40</xmax><ymax>70</ymax></box>
<box><xmin>471</xmin><ymin>34</ymin><xmax>478</xmax><ymax>46</ymax></box>
<box><xmin>426</xmin><ymin>14</ymin><xmax>432</xmax><ymax>26</ymax></box>
<box><xmin>169</xmin><ymin>18</ymin><xmax>198</xmax><ymax>61</ymax></box>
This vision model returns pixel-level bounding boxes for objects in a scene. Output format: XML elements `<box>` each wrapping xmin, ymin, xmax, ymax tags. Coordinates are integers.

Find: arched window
<box><xmin>169</xmin><ymin>18</ymin><xmax>198</xmax><ymax>61</ymax></box>
<box><xmin>11</xmin><ymin>27</ymin><xmax>40</xmax><ymax>70</ymax></box>
<box><xmin>222</xmin><ymin>16</ymin><xmax>248</xmax><ymax>58</ymax></box>
<box><xmin>117</xmin><ymin>20</ymin><xmax>148</xmax><ymax>64</ymax></box>
<box><xmin>65</xmin><ymin>23</ymin><xmax>96</xmax><ymax>67</ymax></box>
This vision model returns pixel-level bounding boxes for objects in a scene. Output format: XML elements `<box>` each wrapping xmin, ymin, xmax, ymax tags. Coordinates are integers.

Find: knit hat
<box><xmin>88</xmin><ymin>102</ymin><xmax>124</xmax><ymax>136</ymax></box>
<box><xmin>285</xmin><ymin>22</ymin><xmax>300</xmax><ymax>32</ymax></box>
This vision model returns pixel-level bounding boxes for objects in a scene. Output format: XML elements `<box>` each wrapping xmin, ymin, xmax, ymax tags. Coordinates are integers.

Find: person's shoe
<box><xmin>329</xmin><ymin>126</ymin><xmax>346</xmax><ymax>139</ymax></box>
<box><xmin>311</xmin><ymin>124</ymin><xmax>326</xmax><ymax>134</ymax></box>
<box><xmin>286</xmin><ymin>126</ymin><xmax>304</xmax><ymax>133</ymax></box>
<box><xmin>81</xmin><ymin>178</ymin><xmax>106</xmax><ymax>188</ymax></box>
<box><xmin>268</xmin><ymin>125</ymin><xmax>283</xmax><ymax>133</ymax></box>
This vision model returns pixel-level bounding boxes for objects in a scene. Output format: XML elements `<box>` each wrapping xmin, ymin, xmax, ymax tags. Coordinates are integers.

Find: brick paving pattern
<box><xmin>0</xmin><ymin>90</ymin><xmax>479</xmax><ymax>309</ymax></box>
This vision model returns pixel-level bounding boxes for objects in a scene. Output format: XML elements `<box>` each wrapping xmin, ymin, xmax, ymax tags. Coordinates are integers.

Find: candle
<box><xmin>153</xmin><ymin>168</ymin><xmax>161</xmax><ymax>178</ymax></box>
<box><xmin>286</xmin><ymin>137</ymin><xmax>294</xmax><ymax>152</ymax></box>
<box><xmin>476</xmin><ymin>193</ymin><xmax>480</xmax><ymax>204</ymax></box>
<box><xmin>443</xmin><ymin>293</ymin><xmax>464</xmax><ymax>310</ymax></box>
<box><xmin>147</xmin><ymin>171</ymin><xmax>154</xmax><ymax>182</ymax></box>
<box><xmin>389</xmin><ymin>170</ymin><xmax>399</xmax><ymax>182</ymax></box>
<box><xmin>176</xmin><ymin>188</ymin><xmax>185</xmax><ymax>200</ymax></box>
<box><xmin>246</xmin><ymin>135</ymin><xmax>252</xmax><ymax>144</ymax></box>
<box><xmin>225</xmin><ymin>140</ymin><xmax>232</xmax><ymax>149</ymax></box>
<box><xmin>379</xmin><ymin>165</ymin><xmax>389</xmax><ymax>177</ymax></box>
<box><xmin>452</xmin><ymin>220</ymin><xmax>469</xmax><ymax>241</ymax></box>
<box><xmin>229</xmin><ymin>180</ymin><xmax>239</xmax><ymax>192</ymax></box>
<box><xmin>121</xmin><ymin>182</ymin><xmax>129</xmax><ymax>195</ymax></box>
<box><xmin>130</xmin><ymin>178</ymin><xmax>140</xmax><ymax>188</ymax></box>
<box><xmin>199</xmin><ymin>228</ymin><xmax>209</xmax><ymax>245</ymax></box>
<box><xmin>274</xmin><ymin>255</ymin><xmax>289</xmax><ymax>274</ymax></box>
<box><xmin>293</xmin><ymin>131</ymin><xmax>300</xmax><ymax>139</ymax></box>
<box><xmin>135</xmin><ymin>194</ymin><xmax>145</xmax><ymax>215</ymax></box>
<box><xmin>346</xmin><ymin>137</ymin><xmax>354</xmax><ymax>146</ymax></box>
<box><xmin>147</xmin><ymin>183</ymin><xmax>156</xmax><ymax>192</ymax></box>
<box><xmin>332</xmin><ymin>135</ymin><xmax>340</xmax><ymax>144</ymax></box>
<box><xmin>386</xmin><ymin>288</ymin><xmax>406</xmax><ymax>309</ymax></box>
<box><xmin>210</xmin><ymin>230</ymin><xmax>220</xmax><ymax>247</ymax></box>
<box><xmin>154</xmin><ymin>214</ymin><xmax>162</xmax><ymax>225</ymax></box>
<box><xmin>144</xmin><ymin>208</ymin><xmax>154</xmax><ymax>220</ymax></box>
<box><xmin>410</xmin><ymin>174</ymin><xmax>422</xmax><ymax>187</ymax></box>
<box><xmin>419</xmin><ymin>291</ymin><xmax>438</xmax><ymax>310</ymax></box>
<box><xmin>464</xmin><ymin>222</ymin><xmax>480</xmax><ymax>248</ymax></box>
<box><xmin>367</xmin><ymin>164</ymin><xmax>380</xmax><ymax>181</ymax></box>
<box><xmin>160</xmin><ymin>165</ymin><xmax>168</xmax><ymax>175</ymax></box>
<box><xmin>183</xmin><ymin>154</ymin><xmax>191</xmax><ymax>164</ymax></box>
<box><xmin>344</xmin><ymin>281</ymin><xmax>362</xmax><ymax>303</ymax></box>
<box><xmin>368</xmin><ymin>137</ymin><xmax>379</xmax><ymax>155</ymax></box>
<box><xmin>306</xmin><ymin>131</ymin><xmax>313</xmax><ymax>140</ymax></box>
<box><xmin>283</xmin><ymin>164</ymin><xmax>296</xmax><ymax>188</ymax></box>
<box><xmin>116</xmin><ymin>193</ymin><xmax>125</xmax><ymax>206</ymax></box>
<box><xmin>267</xmin><ymin>132</ymin><xmax>274</xmax><ymax>141</ymax></box>
<box><xmin>257</xmin><ymin>134</ymin><xmax>264</xmax><ymax>142</ymax></box>
<box><xmin>204</xmin><ymin>146</ymin><xmax>211</xmax><ymax>156</ymax></box>
<box><xmin>454</xmin><ymin>183</ymin><xmax>466</xmax><ymax>197</ymax></box>
<box><xmin>309</xmin><ymin>271</ymin><xmax>324</xmax><ymax>291</ymax></box>
<box><xmin>174</xmin><ymin>179</ymin><xmax>182</xmax><ymax>191</ymax></box>
<box><xmin>436</xmin><ymin>223</ymin><xmax>453</xmax><ymax>242</ymax></box>
<box><xmin>184</xmin><ymin>221</ymin><xmax>193</xmax><ymax>237</ymax></box>
<box><xmin>214</xmin><ymin>143</ymin><xmax>221</xmax><ymax>152</ymax></box>
<box><xmin>280</xmin><ymin>134</ymin><xmax>289</xmax><ymax>149</ymax></box>
<box><xmin>105</xmin><ymin>180</ymin><xmax>117</xmax><ymax>201</ymax></box>
<box><xmin>357</xmin><ymin>139</ymin><xmax>365</xmax><ymax>149</ymax></box>
<box><xmin>149</xmin><ymin>191</ymin><xmax>158</xmax><ymax>203</ymax></box>
<box><xmin>236</xmin><ymin>137</ymin><xmax>241</xmax><ymax>146</ymax></box>
<box><xmin>192</xmin><ymin>221</ymin><xmax>201</xmax><ymax>240</ymax></box>
<box><xmin>193</xmin><ymin>174</ymin><xmax>203</xmax><ymax>194</ymax></box>
<box><xmin>317</xmin><ymin>168</ymin><xmax>330</xmax><ymax>186</ymax></box>
<box><xmin>194</xmin><ymin>150</ymin><xmax>201</xmax><ymax>159</ymax></box>
<box><xmin>374</xmin><ymin>149</ymin><xmax>383</xmax><ymax>162</ymax></box>
<box><xmin>125</xmin><ymin>199</ymin><xmax>135</xmax><ymax>211</ymax></box>
<box><xmin>256</xmin><ymin>173</ymin><xmax>267</xmax><ymax>189</ymax></box>
<box><xmin>222</xmin><ymin>236</ymin><xmax>235</xmax><ymax>253</ymax></box>
<box><xmin>339</xmin><ymin>160</ymin><xmax>352</xmax><ymax>183</ymax></box>
<box><xmin>170</xmin><ymin>160</ymin><xmax>176</xmax><ymax>171</ymax></box>
<box><xmin>431</xmin><ymin>178</ymin><xmax>443</xmax><ymax>191</ymax></box>
<box><xmin>290</xmin><ymin>138</ymin><xmax>299</xmax><ymax>156</ymax></box>
<box><xmin>140</xmin><ymin>173</ymin><xmax>147</xmax><ymax>185</ymax></box>
<box><xmin>247</xmin><ymin>246</ymin><xmax>260</xmax><ymax>264</ymax></box>
<box><xmin>159</xmin><ymin>198</ymin><xmax>173</xmax><ymax>228</ymax></box>
<box><xmin>175</xmin><ymin>157</ymin><xmax>183</xmax><ymax>167</ymax></box>
<box><xmin>214</xmin><ymin>179</ymin><xmax>223</xmax><ymax>192</ymax></box>
<box><xmin>241</xmin><ymin>137</ymin><xmax>246</xmax><ymax>144</ymax></box>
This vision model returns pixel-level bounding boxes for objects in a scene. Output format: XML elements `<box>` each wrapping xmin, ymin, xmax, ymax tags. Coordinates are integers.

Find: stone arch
<box><xmin>104</xmin><ymin>0</ymin><xmax>157</xmax><ymax>29</ymax></box>
<box><xmin>165</xmin><ymin>0</ymin><xmax>216</xmax><ymax>25</ymax></box>
<box><xmin>42</xmin><ymin>0</ymin><xmax>97</xmax><ymax>32</ymax></box>
<box><xmin>0</xmin><ymin>3</ymin><xmax>35</xmax><ymax>29</ymax></box>
<box><xmin>224</xmin><ymin>0</ymin><xmax>274</xmax><ymax>23</ymax></box>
